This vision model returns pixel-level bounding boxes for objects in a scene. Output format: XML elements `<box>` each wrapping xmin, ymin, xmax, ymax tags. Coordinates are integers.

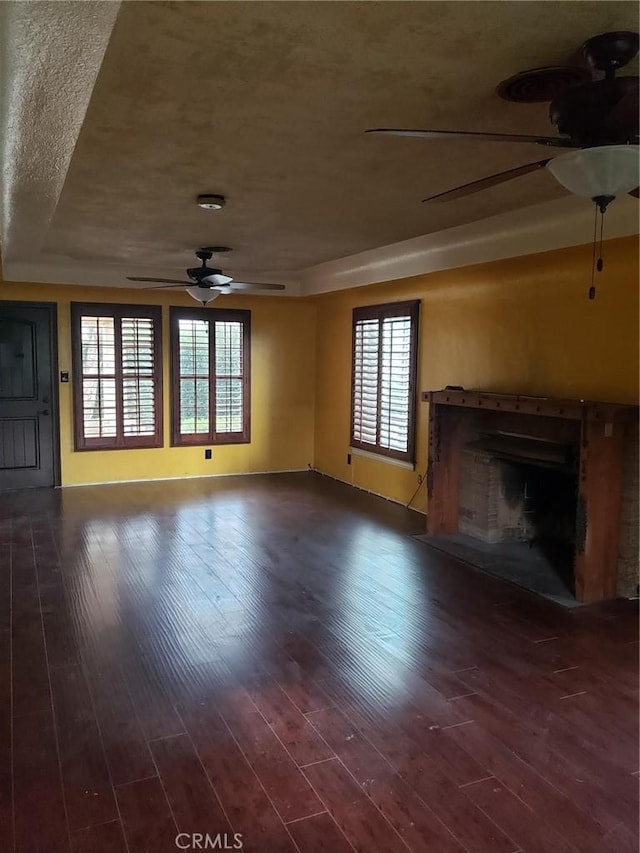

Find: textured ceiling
<box><xmin>1</xmin><ymin>0</ymin><xmax>638</xmax><ymax>288</ymax></box>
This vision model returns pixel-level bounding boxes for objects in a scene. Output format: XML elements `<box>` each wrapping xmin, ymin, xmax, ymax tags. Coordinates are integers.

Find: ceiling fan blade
<box><xmin>141</xmin><ymin>284</ymin><xmax>194</xmax><ymax>290</ymax></box>
<box><xmin>200</xmin><ymin>273</ymin><xmax>233</xmax><ymax>287</ymax></box>
<box><xmin>630</xmin><ymin>187</ymin><xmax>639</xmax><ymax>198</ymax></box>
<box><xmin>226</xmin><ymin>282</ymin><xmax>286</xmax><ymax>291</ymax></box>
<box><xmin>127</xmin><ymin>277</ymin><xmax>191</xmax><ymax>285</ymax></box>
<box><xmin>422</xmin><ymin>159</ymin><xmax>552</xmax><ymax>203</ymax></box>
<box><xmin>366</xmin><ymin>128</ymin><xmax>576</xmax><ymax>148</ymax></box>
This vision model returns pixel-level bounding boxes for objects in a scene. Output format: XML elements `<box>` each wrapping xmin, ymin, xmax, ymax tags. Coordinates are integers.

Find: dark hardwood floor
<box><xmin>0</xmin><ymin>472</ymin><xmax>637</xmax><ymax>853</ymax></box>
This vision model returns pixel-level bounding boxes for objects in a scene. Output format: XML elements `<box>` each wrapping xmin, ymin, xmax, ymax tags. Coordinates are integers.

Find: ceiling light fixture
<box><xmin>546</xmin><ymin>145</ymin><xmax>640</xmax><ymax>300</ymax></box>
<box><xmin>546</xmin><ymin>145</ymin><xmax>639</xmax><ymax>201</ymax></box>
<box><xmin>196</xmin><ymin>194</ymin><xmax>226</xmax><ymax>210</ymax></box>
<box><xmin>186</xmin><ymin>286</ymin><xmax>221</xmax><ymax>306</ymax></box>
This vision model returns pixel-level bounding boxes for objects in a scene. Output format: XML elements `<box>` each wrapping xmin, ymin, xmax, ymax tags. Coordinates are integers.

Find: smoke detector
<box><xmin>196</xmin><ymin>194</ymin><xmax>226</xmax><ymax>210</ymax></box>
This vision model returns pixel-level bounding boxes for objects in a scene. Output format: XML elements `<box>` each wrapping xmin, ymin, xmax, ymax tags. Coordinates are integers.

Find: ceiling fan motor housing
<box><xmin>496</xmin><ymin>66</ymin><xmax>592</xmax><ymax>103</ymax></box>
<box><xmin>550</xmin><ymin>77</ymin><xmax>638</xmax><ymax>144</ymax></box>
<box><xmin>187</xmin><ymin>265</ymin><xmax>224</xmax><ymax>282</ymax></box>
<box><xmin>581</xmin><ymin>31</ymin><xmax>639</xmax><ymax>75</ymax></box>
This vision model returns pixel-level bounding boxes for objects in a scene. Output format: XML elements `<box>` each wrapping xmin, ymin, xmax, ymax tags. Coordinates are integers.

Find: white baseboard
<box><xmin>311</xmin><ymin>468</ymin><xmax>426</xmax><ymax>515</ymax></box>
<box><xmin>59</xmin><ymin>469</ymin><xmax>309</xmax><ymax>489</ymax></box>
<box><xmin>59</xmin><ymin>468</ymin><xmax>427</xmax><ymax>519</ymax></box>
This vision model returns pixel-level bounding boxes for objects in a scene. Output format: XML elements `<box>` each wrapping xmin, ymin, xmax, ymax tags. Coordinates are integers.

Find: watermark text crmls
<box><xmin>175</xmin><ymin>833</ymin><xmax>243</xmax><ymax>850</ymax></box>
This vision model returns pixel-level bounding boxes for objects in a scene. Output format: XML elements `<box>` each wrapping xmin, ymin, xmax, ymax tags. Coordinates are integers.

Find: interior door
<box><xmin>0</xmin><ymin>303</ymin><xmax>58</xmax><ymax>489</ymax></box>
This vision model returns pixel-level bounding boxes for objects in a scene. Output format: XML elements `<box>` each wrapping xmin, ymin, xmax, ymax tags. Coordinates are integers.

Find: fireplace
<box><xmin>457</xmin><ymin>445</ymin><xmax>579</xmax><ymax>599</ymax></box>
<box><xmin>422</xmin><ymin>390</ymin><xmax>639</xmax><ymax>604</ymax></box>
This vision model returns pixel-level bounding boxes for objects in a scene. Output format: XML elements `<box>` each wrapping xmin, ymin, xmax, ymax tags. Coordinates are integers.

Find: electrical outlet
<box><xmin>417</xmin><ymin>473</ymin><xmax>423</xmax><ymax>484</ymax></box>
<box><xmin>347</xmin><ymin>453</ymin><xmax>352</xmax><ymax>465</ymax></box>
<box><xmin>205</xmin><ymin>448</ymin><xmax>212</xmax><ymax>460</ymax></box>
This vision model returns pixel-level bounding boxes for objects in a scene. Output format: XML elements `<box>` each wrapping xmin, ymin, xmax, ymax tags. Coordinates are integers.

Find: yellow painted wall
<box><xmin>313</xmin><ymin>235</ymin><xmax>640</xmax><ymax>511</ymax></box>
<box><xmin>0</xmin><ymin>282</ymin><xmax>316</xmax><ymax>485</ymax></box>
<box><xmin>2</xmin><ymin>235</ymin><xmax>637</xmax><ymax>496</ymax></box>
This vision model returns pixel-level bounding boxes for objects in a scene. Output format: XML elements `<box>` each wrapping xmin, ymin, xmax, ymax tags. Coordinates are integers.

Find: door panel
<box><xmin>0</xmin><ymin>316</ymin><xmax>37</xmax><ymax>397</ymax></box>
<box><xmin>0</xmin><ymin>419</ymin><xmax>39</xmax><ymax>469</ymax></box>
<box><xmin>0</xmin><ymin>304</ymin><xmax>58</xmax><ymax>489</ymax></box>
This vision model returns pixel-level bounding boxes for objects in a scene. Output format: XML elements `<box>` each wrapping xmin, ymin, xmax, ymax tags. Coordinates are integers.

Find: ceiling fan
<box><xmin>366</xmin><ymin>31</ymin><xmax>639</xmax><ymax>203</ymax></box>
<box><xmin>127</xmin><ymin>248</ymin><xmax>286</xmax><ymax>304</ymax></box>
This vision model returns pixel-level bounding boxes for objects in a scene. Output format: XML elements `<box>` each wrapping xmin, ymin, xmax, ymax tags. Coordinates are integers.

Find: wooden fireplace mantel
<box><xmin>421</xmin><ymin>389</ymin><xmax>636</xmax><ymax>423</ymax></box>
<box><xmin>422</xmin><ymin>388</ymin><xmax>638</xmax><ymax>603</ymax></box>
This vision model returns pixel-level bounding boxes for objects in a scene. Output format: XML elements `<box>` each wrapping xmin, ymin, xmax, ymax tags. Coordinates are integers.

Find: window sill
<box><xmin>171</xmin><ymin>436</ymin><xmax>251</xmax><ymax>447</ymax></box>
<box><xmin>74</xmin><ymin>441</ymin><xmax>163</xmax><ymax>452</ymax></box>
<box><xmin>349</xmin><ymin>446</ymin><xmax>416</xmax><ymax>471</ymax></box>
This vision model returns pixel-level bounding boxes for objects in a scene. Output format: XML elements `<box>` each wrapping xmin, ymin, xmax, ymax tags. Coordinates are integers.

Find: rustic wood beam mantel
<box><xmin>421</xmin><ymin>389</ymin><xmax>636</xmax><ymax>423</ymax></box>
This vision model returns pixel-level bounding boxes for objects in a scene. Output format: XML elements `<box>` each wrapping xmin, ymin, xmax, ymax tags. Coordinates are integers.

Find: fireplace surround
<box><xmin>422</xmin><ymin>389</ymin><xmax>639</xmax><ymax>603</ymax></box>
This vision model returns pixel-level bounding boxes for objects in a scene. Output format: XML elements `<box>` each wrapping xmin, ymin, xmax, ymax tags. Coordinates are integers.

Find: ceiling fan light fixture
<box><xmin>186</xmin><ymin>286</ymin><xmax>220</xmax><ymax>305</ymax></box>
<box><xmin>546</xmin><ymin>145</ymin><xmax>639</xmax><ymax>199</ymax></box>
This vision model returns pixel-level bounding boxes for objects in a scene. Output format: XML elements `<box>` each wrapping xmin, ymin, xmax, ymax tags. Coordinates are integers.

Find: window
<box><xmin>71</xmin><ymin>303</ymin><xmax>163</xmax><ymax>450</ymax></box>
<box><xmin>170</xmin><ymin>307</ymin><xmax>250</xmax><ymax>446</ymax></box>
<box><xmin>351</xmin><ymin>300</ymin><xmax>419</xmax><ymax>463</ymax></box>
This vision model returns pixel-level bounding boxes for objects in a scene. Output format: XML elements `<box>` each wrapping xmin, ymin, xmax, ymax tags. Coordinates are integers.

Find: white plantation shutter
<box><xmin>352</xmin><ymin>318</ymin><xmax>380</xmax><ymax>447</ymax></box>
<box><xmin>214</xmin><ymin>320</ymin><xmax>244</xmax><ymax>434</ymax></box>
<box><xmin>72</xmin><ymin>304</ymin><xmax>163</xmax><ymax>450</ymax></box>
<box><xmin>80</xmin><ymin>315</ymin><xmax>117</xmax><ymax>439</ymax></box>
<box><xmin>380</xmin><ymin>316</ymin><xmax>412</xmax><ymax>453</ymax></box>
<box><xmin>351</xmin><ymin>301</ymin><xmax>419</xmax><ymax>462</ymax></box>
<box><xmin>177</xmin><ymin>318</ymin><xmax>210</xmax><ymax>435</ymax></box>
<box><xmin>121</xmin><ymin>316</ymin><xmax>157</xmax><ymax>436</ymax></box>
<box><xmin>171</xmin><ymin>308</ymin><xmax>250</xmax><ymax>445</ymax></box>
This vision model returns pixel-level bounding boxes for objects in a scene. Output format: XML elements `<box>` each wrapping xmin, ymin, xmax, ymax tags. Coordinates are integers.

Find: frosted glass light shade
<box><xmin>186</xmin><ymin>286</ymin><xmax>220</xmax><ymax>305</ymax></box>
<box><xmin>546</xmin><ymin>145</ymin><xmax>639</xmax><ymax>198</ymax></box>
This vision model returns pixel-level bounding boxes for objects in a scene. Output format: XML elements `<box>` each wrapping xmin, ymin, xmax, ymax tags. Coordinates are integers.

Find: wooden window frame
<box><xmin>350</xmin><ymin>299</ymin><xmax>420</xmax><ymax>463</ymax></box>
<box><xmin>170</xmin><ymin>306</ymin><xmax>251</xmax><ymax>447</ymax></box>
<box><xmin>71</xmin><ymin>302</ymin><xmax>163</xmax><ymax>451</ymax></box>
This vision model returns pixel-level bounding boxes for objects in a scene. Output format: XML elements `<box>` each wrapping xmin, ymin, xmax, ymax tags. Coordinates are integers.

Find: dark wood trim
<box><xmin>353</xmin><ymin>300</ymin><xmax>421</xmax><ymax>322</ymax></box>
<box><xmin>425</xmin><ymin>404</ymin><xmax>463</xmax><ymax>535</ymax></box>
<box><xmin>242</xmin><ymin>310</ymin><xmax>252</xmax><ymax>445</ymax></box>
<box><xmin>350</xmin><ymin>299</ymin><xmax>420</xmax><ymax>464</ymax></box>
<box><xmin>71</xmin><ymin>302</ymin><xmax>164</xmax><ymax>451</ymax></box>
<box><xmin>49</xmin><ymin>303</ymin><xmax>62</xmax><ymax>487</ymax></box>
<box><xmin>209</xmin><ymin>309</ymin><xmax>217</xmax><ymax>445</ymax></box>
<box><xmin>169</xmin><ymin>306</ymin><xmax>251</xmax><ymax>447</ymax></box>
<box><xmin>407</xmin><ymin>300</ymin><xmax>420</xmax><ymax>463</ymax></box>
<box><xmin>422</xmin><ymin>389</ymin><xmax>636</xmax><ymax>422</ymax></box>
<box><xmin>574</xmin><ymin>416</ymin><xmax>626</xmax><ymax>602</ymax></box>
<box><xmin>114</xmin><ymin>308</ymin><xmax>125</xmax><ymax>454</ymax></box>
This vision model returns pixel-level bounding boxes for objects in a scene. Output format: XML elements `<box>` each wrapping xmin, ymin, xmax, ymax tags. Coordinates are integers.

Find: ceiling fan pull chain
<box><xmin>588</xmin><ymin>202</ymin><xmax>598</xmax><ymax>300</ymax></box>
<box><xmin>596</xmin><ymin>208</ymin><xmax>605</xmax><ymax>274</ymax></box>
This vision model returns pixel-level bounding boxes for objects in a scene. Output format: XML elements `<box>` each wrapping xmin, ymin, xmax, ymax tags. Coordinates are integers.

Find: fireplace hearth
<box><xmin>421</xmin><ymin>389</ymin><xmax>639</xmax><ymax>604</ymax></box>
